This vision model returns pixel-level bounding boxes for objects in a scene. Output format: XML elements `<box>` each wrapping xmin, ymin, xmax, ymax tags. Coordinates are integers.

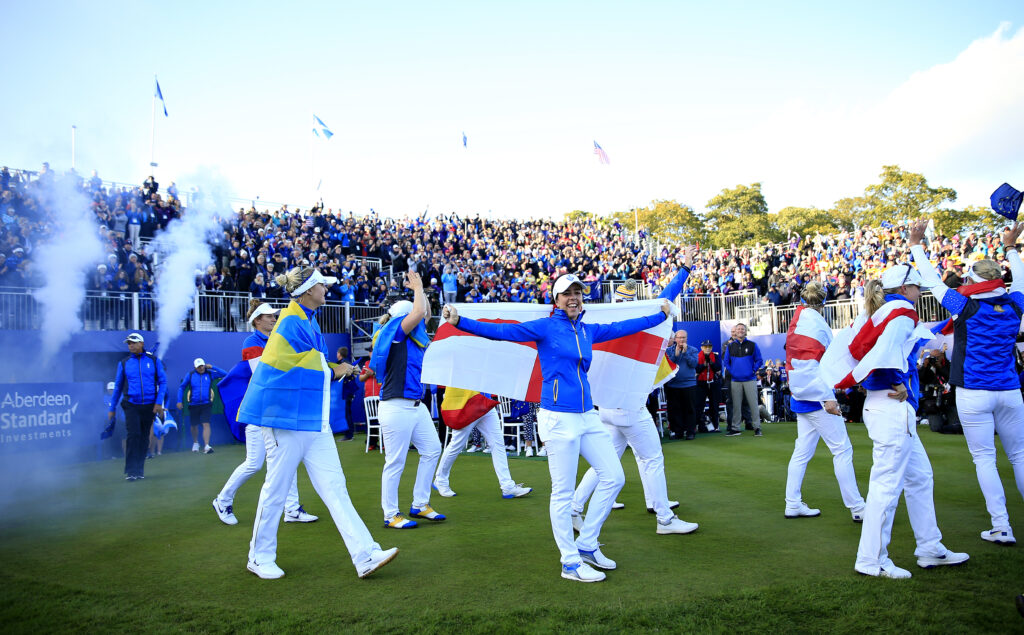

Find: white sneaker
<box><xmin>611</xmin><ymin>501</ymin><xmax>625</xmax><ymax>510</ymax></box>
<box><xmin>657</xmin><ymin>516</ymin><xmax>699</xmax><ymax>535</ymax></box>
<box><xmin>204</xmin><ymin>445</ymin><xmax>214</xmax><ymax>454</ymax></box>
<box><xmin>433</xmin><ymin>481</ymin><xmax>457</xmax><ymax>497</ymax></box>
<box><xmin>482</xmin><ymin>446</ymin><xmax>492</xmax><ymax>453</ymax></box>
<box><xmin>537</xmin><ymin>446</ymin><xmax>547</xmax><ymax>457</ymax></box>
<box><xmin>524</xmin><ymin>446</ymin><xmax>535</xmax><ymax>457</ymax></box>
<box><xmin>357</xmin><ymin>547</ymin><xmax>399</xmax><ymax>578</ymax></box>
<box><xmin>247</xmin><ymin>560</ymin><xmax>285</xmax><ymax>579</ymax></box>
<box><xmin>561</xmin><ymin>561</ymin><xmax>605</xmax><ymax>582</ymax></box>
<box><xmin>917</xmin><ymin>549</ymin><xmax>969</xmax><ymax>569</ymax></box>
<box><xmin>855</xmin><ymin>562</ymin><xmax>912</xmax><ymax>579</ymax></box>
<box><xmin>192</xmin><ymin>443</ymin><xmax>200</xmax><ymax>453</ymax></box>
<box><xmin>571</xmin><ymin>512</ymin><xmax>585</xmax><ymax>533</ymax></box>
<box><xmin>851</xmin><ymin>507</ymin><xmax>865</xmax><ymax>523</ymax></box>
<box><xmin>784</xmin><ymin>502</ymin><xmax>821</xmax><ymax>518</ymax></box>
<box><xmin>466</xmin><ymin>445</ymin><xmax>481</xmax><ymax>453</ymax></box>
<box><xmin>981</xmin><ymin>527</ymin><xmax>1016</xmax><ymax>545</ymax></box>
<box><xmin>212</xmin><ymin>498</ymin><xmax>238</xmax><ymax>525</ymax></box>
<box><xmin>579</xmin><ymin>547</ymin><xmax>616</xmax><ymax>570</ymax></box>
<box><xmin>502</xmin><ymin>484</ymin><xmax>533</xmax><ymax>499</ymax></box>
<box><xmin>505</xmin><ymin>444</ymin><xmax>516</xmax><ymax>452</ymax></box>
<box><xmin>284</xmin><ymin>505</ymin><xmax>319</xmax><ymax>523</ymax></box>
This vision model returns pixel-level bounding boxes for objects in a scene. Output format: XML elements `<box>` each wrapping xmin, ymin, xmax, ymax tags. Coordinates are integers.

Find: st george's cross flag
<box><xmin>784</xmin><ymin>306</ymin><xmax>837</xmax><ymax>403</ymax></box>
<box><xmin>421</xmin><ymin>300</ymin><xmax>673</xmax><ymax>411</ymax></box>
<box><xmin>818</xmin><ymin>298</ymin><xmax>935</xmax><ymax>390</ymax></box>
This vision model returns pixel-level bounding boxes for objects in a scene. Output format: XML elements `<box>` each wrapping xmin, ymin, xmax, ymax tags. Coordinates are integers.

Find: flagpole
<box><xmin>149</xmin><ymin>76</ymin><xmax>157</xmax><ymax>173</ymax></box>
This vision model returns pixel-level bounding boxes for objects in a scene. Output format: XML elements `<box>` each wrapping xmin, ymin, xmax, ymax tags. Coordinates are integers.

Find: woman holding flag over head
<box><xmin>442</xmin><ymin>273</ymin><xmax>672</xmax><ymax>583</ymax></box>
<box><xmin>238</xmin><ymin>267</ymin><xmax>397</xmax><ymax>580</ymax></box>
<box><xmin>373</xmin><ymin>270</ymin><xmax>446</xmax><ymax>529</ymax></box>
<box><xmin>820</xmin><ymin>262</ymin><xmax>968</xmax><ymax>579</ymax></box>
<box><xmin>910</xmin><ymin>219</ymin><xmax>1024</xmax><ymax>546</ymax></box>
<box><xmin>571</xmin><ymin>246</ymin><xmax>698</xmax><ymax>537</ymax></box>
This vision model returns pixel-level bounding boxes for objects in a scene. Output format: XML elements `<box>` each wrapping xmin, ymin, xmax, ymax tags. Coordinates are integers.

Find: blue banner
<box><xmin>0</xmin><ymin>383</ymin><xmax>106</xmax><ymax>454</ymax></box>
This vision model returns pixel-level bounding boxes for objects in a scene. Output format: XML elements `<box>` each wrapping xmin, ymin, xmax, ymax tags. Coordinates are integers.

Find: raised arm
<box><xmin>658</xmin><ymin>246</ymin><xmax>695</xmax><ymax>301</ymax></box>
<box><xmin>589</xmin><ymin>301</ymin><xmax>671</xmax><ymax>343</ymax></box>
<box><xmin>1003</xmin><ymin>222</ymin><xmax>1024</xmax><ymax>296</ymax></box>
<box><xmin>908</xmin><ymin>219</ymin><xmax>960</xmax><ymax>313</ymax></box>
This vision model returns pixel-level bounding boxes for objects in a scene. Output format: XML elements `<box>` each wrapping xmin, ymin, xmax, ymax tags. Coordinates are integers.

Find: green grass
<box><xmin>1</xmin><ymin>423</ymin><xmax>1023</xmax><ymax>634</ymax></box>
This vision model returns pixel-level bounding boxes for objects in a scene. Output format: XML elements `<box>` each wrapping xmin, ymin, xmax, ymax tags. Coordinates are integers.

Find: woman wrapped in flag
<box><xmin>372</xmin><ymin>270</ymin><xmax>446</xmax><ymax>529</ymax></box>
<box><xmin>572</xmin><ymin>247</ymin><xmax>698</xmax><ymax>537</ymax></box>
<box><xmin>820</xmin><ymin>264</ymin><xmax>968</xmax><ymax>579</ymax></box>
<box><xmin>442</xmin><ymin>273</ymin><xmax>672</xmax><ymax>583</ymax></box>
<box><xmin>211</xmin><ymin>299</ymin><xmax>318</xmax><ymax>527</ymax></box>
<box><xmin>432</xmin><ymin>388</ymin><xmax>533</xmax><ymax>499</ymax></box>
<box><xmin>781</xmin><ymin>281</ymin><xmax>866</xmax><ymax>521</ymax></box>
<box><xmin>910</xmin><ymin>219</ymin><xmax>1024</xmax><ymax>546</ymax></box>
<box><xmin>238</xmin><ymin>267</ymin><xmax>397</xmax><ymax>580</ymax></box>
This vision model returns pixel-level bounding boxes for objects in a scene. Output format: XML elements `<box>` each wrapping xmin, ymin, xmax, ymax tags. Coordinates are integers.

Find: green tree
<box><xmin>612</xmin><ymin>199</ymin><xmax>706</xmax><ymax>245</ymax></box>
<box><xmin>850</xmin><ymin>165</ymin><xmax>957</xmax><ymax>227</ymax></box>
<box><xmin>564</xmin><ymin>209</ymin><xmax>595</xmax><ymax>223</ymax></box>
<box><xmin>774</xmin><ymin>206</ymin><xmax>852</xmax><ymax>237</ymax></box>
<box><xmin>930</xmin><ymin>205</ymin><xmax>1006</xmax><ymax>237</ymax></box>
<box><xmin>702</xmin><ymin>183</ymin><xmax>782</xmax><ymax>247</ymax></box>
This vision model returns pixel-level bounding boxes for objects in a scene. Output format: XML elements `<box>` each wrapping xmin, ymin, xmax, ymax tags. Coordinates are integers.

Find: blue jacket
<box><xmin>724</xmin><ymin>338</ymin><xmax>763</xmax><ymax>382</ymax></box>
<box><xmin>177</xmin><ymin>366</ymin><xmax>228</xmax><ymax>406</ymax></box>
<box><xmin>941</xmin><ymin>289</ymin><xmax>1024</xmax><ymax>390</ymax></box>
<box><xmin>457</xmin><ymin>308</ymin><xmax>668</xmax><ymax>413</ymax></box>
<box><xmin>109</xmin><ymin>351</ymin><xmax>167</xmax><ymax>411</ymax></box>
<box><xmin>665</xmin><ymin>344</ymin><xmax>698</xmax><ymax>388</ymax></box>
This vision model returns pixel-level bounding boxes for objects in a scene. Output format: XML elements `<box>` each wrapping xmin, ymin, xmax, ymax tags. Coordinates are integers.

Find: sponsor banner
<box><xmin>0</xmin><ymin>383</ymin><xmax>105</xmax><ymax>454</ymax></box>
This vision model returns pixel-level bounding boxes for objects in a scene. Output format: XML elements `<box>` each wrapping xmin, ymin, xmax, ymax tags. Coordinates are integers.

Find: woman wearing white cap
<box><xmin>372</xmin><ymin>271</ymin><xmax>446</xmax><ymax>529</ymax></box>
<box><xmin>443</xmin><ymin>273</ymin><xmax>672</xmax><ymax>582</ymax></box>
<box><xmin>212</xmin><ymin>299</ymin><xmax>318</xmax><ymax>527</ymax></box>
<box><xmin>910</xmin><ymin>220</ymin><xmax>1024</xmax><ymax>545</ymax></box>
<box><xmin>821</xmin><ymin>263</ymin><xmax>968</xmax><ymax>579</ymax></box>
<box><xmin>238</xmin><ymin>267</ymin><xmax>397</xmax><ymax>580</ymax></box>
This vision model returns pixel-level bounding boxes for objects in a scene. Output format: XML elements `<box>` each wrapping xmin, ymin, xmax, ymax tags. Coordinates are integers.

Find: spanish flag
<box><xmin>652</xmin><ymin>352</ymin><xmax>678</xmax><ymax>389</ymax></box>
<box><xmin>441</xmin><ymin>387</ymin><xmax>499</xmax><ymax>430</ymax></box>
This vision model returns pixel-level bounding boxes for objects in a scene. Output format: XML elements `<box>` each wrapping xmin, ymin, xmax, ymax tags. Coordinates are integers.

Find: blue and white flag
<box><xmin>313</xmin><ymin>115</ymin><xmax>334</xmax><ymax>139</ymax></box>
<box><xmin>155</xmin><ymin>77</ymin><xmax>168</xmax><ymax>117</ymax></box>
<box><xmin>991</xmin><ymin>183</ymin><xmax>1022</xmax><ymax>221</ymax></box>
<box><xmin>462</xmin><ymin>131</ymin><xmax>467</xmax><ymax>148</ymax></box>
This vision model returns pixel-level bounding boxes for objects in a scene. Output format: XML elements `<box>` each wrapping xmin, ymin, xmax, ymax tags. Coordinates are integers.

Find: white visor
<box><xmin>247</xmin><ymin>303</ymin><xmax>280</xmax><ymax>326</ymax></box>
<box><xmin>291</xmin><ymin>270</ymin><xmax>338</xmax><ymax>297</ymax></box>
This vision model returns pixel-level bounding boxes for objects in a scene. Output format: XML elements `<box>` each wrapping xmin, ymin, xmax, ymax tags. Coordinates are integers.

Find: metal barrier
<box><xmin>735</xmin><ymin>294</ymin><xmax>954</xmax><ymax>335</ymax></box>
<box><xmin>676</xmin><ymin>289</ymin><xmax>759</xmax><ymax>322</ymax></box>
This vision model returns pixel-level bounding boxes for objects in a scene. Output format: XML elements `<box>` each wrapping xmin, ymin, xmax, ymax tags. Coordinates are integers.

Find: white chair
<box><xmin>656</xmin><ymin>387</ymin><xmax>669</xmax><ymax>437</ymax></box>
<box><xmin>363</xmin><ymin>396</ymin><xmax>383</xmax><ymax>453</ymax></box>
<box><xmin>498</xmin><ymin>396</ymin><xmax>521</xmax><ymax>455</ymax></box>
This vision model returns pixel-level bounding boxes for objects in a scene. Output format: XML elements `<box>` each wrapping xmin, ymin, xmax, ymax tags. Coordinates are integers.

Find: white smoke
<box><xmin>153</xmin><ymin>171</ymin><xmax>232</xmax><ymax>358</ymax></box>
<box><xmin>34</xmin><ymin>176</ymin><xmax>105</xmax><ymax>360</ymax></box>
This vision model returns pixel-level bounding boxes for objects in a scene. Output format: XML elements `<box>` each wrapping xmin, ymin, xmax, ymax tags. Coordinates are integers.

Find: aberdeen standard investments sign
<box><xmin>0</xmin><ymin>383</ymin><xmax>106</xmax><ymax>454</ymax></box>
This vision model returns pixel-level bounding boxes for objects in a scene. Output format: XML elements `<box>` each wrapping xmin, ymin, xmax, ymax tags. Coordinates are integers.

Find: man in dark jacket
<box><xmin>695</xmin><ymin>340</ymin><xmax>723</xmax><ymax>432</ymax></box>
<box><xmin>108</xmin><ymin>333</ymin><xmax>167</xmax><ymax>480</ymax></box>
<box><xmin>723</xmin><ymin>323</ymin><xmax>764</xmax><ymax>436</ymax></box>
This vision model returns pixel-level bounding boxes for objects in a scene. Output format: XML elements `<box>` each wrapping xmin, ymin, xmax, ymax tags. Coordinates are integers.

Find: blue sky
<box><xmin>2</xmin><ymin>1</ymin><xmax>1022</xmax><ymax>219</ymax></box>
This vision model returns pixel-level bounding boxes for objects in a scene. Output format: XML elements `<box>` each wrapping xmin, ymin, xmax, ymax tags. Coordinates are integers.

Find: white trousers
<box><xmin>784</xmin><ymin>409</ymin><xmax>865</xmax><ymax>511</ymax></box>
<box><xmin>435</xmin><ymin>408</ymin><xmax>515</xmax><ymax>493</ymax></box>
<box><xmin>855</xmin><ymin>392</ymin><xmax>945</xmax><ymax>574</ymax></box>
<box><xmin>572</xmin><ymin>407</ymin><xmax>673</xmax><ymax>523</ymax></box>
<box><xmin>217</xmin><ymin>424</ymin><xmax>300</xmax><ymax>514</ymax></box>
<box><xmin>957</xmin><ymin>387</ymin><xmax>1024</xmax><ymax>530</ymax></box>
<box><xmin>249</xmin><ymin>428</ymin><xmax>380</xmax><ymax>570</ymax></box>
<box><xmin>538</xmin><ymin>408</ymin><xmax>624</xmax><ymax>566</ymax></box>
<box><xmin>379</xmin><ymin>399</ymin><xmax>442</xmax><ymax>519</ymax></box>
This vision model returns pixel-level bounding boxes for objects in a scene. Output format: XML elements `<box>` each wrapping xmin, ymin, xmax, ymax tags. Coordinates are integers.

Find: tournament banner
<box><xmin>0</xmin><ymin>383</ymin><xmax>107</xmax><ymax>454</ymax></box>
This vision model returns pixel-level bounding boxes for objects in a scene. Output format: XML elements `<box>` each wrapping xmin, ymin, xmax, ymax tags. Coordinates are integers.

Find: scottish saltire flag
<box><xmin>462</xmin><ymin>132</ymin><xmax>467</xmax><ymax>148</ymax></box>
<box><xmin>441</xmin><ymin>387</ymin><xmax>499</xmax><ymax>430</ymax></box>
<box><xmin>784</xmin><ymin>306</ymin><xmax>836</xmax><ymax>403</ymax></box>
<box><xmin>991</xmin><ymin>183</ymin><xmax>1022</xmax><ymax>221</ymax></box>
<box><xmin>218</xmin><ymin>357</ymin><xmax>260</xmax><ymax>441</ymax></box>
<box><xmin>593</xmin><ymin>140</ymin><xmax>610</xmax><ymax>165</ymax></box>
<box><xmin>155</xmin><ymin>77</ymin><xmax>168</xmax><ymax>116</ymax></box>
<box><xmin>422</xmin><ymin>300</ymin><xmax>672</xmax><ymax>410</ymax></box>
<box><xmin>313</xmin><ymin>115</ymin><xmax>334</xmax><ymax>139</ymax></box>
<box><xmin>237</xmin><ymin>301</ymin><xmax>335</xmax><ymax>431</ymax></box>
<box><xmin>819</xmin><ymin>299</ymin><xmax>934</xmax><ymax>390</ymax></box>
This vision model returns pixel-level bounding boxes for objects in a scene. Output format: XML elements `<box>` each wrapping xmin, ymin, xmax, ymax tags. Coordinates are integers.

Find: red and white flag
<box><xmin>422</xmin><ymin>301</ymin><xmax>673</xmax><ymax>410</ymax></box>
<box><xmin>819</xmin><ymin>299</ymin><xmax>935</xmax><ymax>390</ymax></box>
<box><xmin>784</xmin><ymin>306</ymin><xmax>836</xmax><ymax>403</ymax></box>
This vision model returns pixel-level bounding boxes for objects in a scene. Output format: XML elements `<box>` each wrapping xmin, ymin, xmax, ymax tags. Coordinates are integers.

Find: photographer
<box><xmin>918</xmin><ymin>347</ymin><xmax>959</xmax><ymax>434</ymax></box>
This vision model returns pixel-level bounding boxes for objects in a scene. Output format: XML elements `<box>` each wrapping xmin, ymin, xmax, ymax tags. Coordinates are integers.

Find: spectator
<box><xmin>664</xmin><ymin>330</ymin><xmax>699</xmax><ymax>440</ymax></box>
<box><xmin>695</xmin><ymin>339</ymin><xmax>722</xmax><ymax>432</ymax></box>
<box><xmin>723</xmin><ymin>323</ymin><xmax>764</xmax><ymax>437</ymax></box>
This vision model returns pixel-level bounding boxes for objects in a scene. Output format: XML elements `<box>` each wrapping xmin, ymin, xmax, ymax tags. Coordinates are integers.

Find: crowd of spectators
<box><xmin>2</xmin><ymin>163</ymin><xmax>1018</xmax><ymax>317</ymax></box>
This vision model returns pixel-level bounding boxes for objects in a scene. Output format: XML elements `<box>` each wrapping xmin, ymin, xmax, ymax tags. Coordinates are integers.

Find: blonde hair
<box><xmin>275</xmin><ymin>266</ymin><xmax>315</xmax><ymax>294</ymax></box>
<box><xmin>377</xmin><ymin>313</ymin><xmax>392</xmax><ymax>326</ymax></box>
<box><xmin>801</xmin><ymin>281</ymin><xmax>827</xmax><ymax>306</ymax></box>
<box><xmin>864</xmin><ymin>279</ymin><xmax>903</xmax><ymax>316</ymax></box>
<box><xmin>245</xmin><ymin>298</ymin><xmax>262</xmax><ymax>321</ymax></box>
<box><xmin>971</xmin><ymin>259</ymin><xmax>1001</xmax><ymax>282</ymax></box>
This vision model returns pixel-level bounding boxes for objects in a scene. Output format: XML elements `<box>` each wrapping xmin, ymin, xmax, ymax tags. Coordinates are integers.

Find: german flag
<box><xmin>441</xmin><ymin>387</ymin><xmax>499</xmax><ymax>430</ymax></box>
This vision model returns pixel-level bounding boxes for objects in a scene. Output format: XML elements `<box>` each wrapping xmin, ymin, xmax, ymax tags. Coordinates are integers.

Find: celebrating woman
<box><xmin>910</xmin><ymin>220</ymin><xmax>1024</xmax><ymax>545</ymax></box>
<box><xmin>443</xmin><ymin>273</ymin><xmax>672</xmax><ymax>583</ymax></box>
<box><xmin>238</xmin><ymin>267</ymin><xmax>397</xmax><ymax>580</ymax></box>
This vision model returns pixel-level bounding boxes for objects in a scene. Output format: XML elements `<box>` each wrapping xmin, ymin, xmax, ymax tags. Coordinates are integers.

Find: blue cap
<box><xmin>991</xmin><ymin>183</ymin><xmax>1022</xmax><ymax>221</ymax></box>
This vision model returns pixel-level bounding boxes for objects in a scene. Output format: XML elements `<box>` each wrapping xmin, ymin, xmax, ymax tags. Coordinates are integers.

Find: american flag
<box><xmin>593</xmin><ymin>140</ymin><xmax>610</xmax><ymax>165</ymax></box>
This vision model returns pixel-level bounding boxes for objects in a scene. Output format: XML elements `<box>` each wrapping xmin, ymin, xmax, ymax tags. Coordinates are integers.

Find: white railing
<box><xmin>675</xmin><ymin>288</ymin><xmax>759</xmax><ymax>322</ymax></box>
<box><xmin>735</xmin><ymin>293</ymin><xmax>953</xmax><ymax>334</ymax></box>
